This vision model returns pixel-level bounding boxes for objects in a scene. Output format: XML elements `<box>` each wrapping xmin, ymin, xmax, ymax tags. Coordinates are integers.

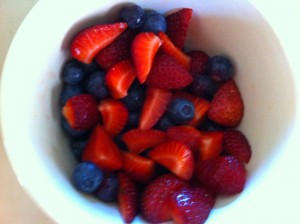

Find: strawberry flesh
<box><xmin>197</xmin><ymin>131</ymin><xmax>224</xmax><ymax>161</ymax></box>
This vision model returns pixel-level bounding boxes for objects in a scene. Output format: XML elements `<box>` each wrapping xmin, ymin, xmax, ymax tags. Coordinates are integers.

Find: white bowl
<box><xmin>1</xmin><ymin>0</ymin><xmax>300</xmax><ymax>223</ymax></box>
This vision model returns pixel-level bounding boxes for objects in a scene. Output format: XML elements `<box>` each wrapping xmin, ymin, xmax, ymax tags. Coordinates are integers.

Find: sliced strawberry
<box><xmin>146</xmin><ymin>53</ymin><xmax>193</xmax><ymax>89</ymax></box>
<box><xmin>122</xmin><ymin>151</ymin><xmax>155</xmax><ymax>183</ymax></box>
<box><xmin>166</xmin><ymin>8</ymin><xmax>193</xmax><ymax>49</ymax></box>
<box><xmin>95</xmin><ymin>28</ymin><xmax>137</xmax><ymax>70</ymax></box>
<box><xmin>105</xmin><ymin>59</ymin><xmax>136</xmax><ymax>99</ymax></box>
<box><xmin>82</xmin><ymin>125</ymin><xmax>122</xmax><ymax>171</ymax></box>
<box><xmin>208</xmin><ymin>79</ymin><xmax>244</xmax><ymax>127</ymax></box>
<box><xmin>118</xmin><ymin>172</ymin><xmax>138</xmax><ymax>223</ymax></box>
<box><xmin>139</xmin><ymin>87</ymin><xmax>172</xmax><ymax>130</ymax></box>
<box><xmin>122</xmin><ymin>128</ymin><xmax>168</xmax><ymax>153</ymax></box>
<box><xmin>98</xmin><ymin>99</ymin><xmax>128</xmax><ymax>137</ymax></box>
<box><xmin>131</xmin><ymin>32</ymin><xmax>162</xmax><ymax>83</ymax></box>
<box><xmin>140</xmin><ymin>174</ymin><xmax>188</xmax><ymax>223</ymax></box>
<box><xmin>70</xmin><ymin>22</ymin><xmax>128</xmax><ymax>64</ymax></box>
<box><xmin>197</xmin><ymin>131</ymin><xmax>224</xmax><ymax>160</ymax></box>
<box><xmin>187</xmin><ymin>50</ymin><xmax>210</xmax><ymax>77</ymax></box>
<box><xmin>158</xmin><ymin>32</ymin><xmax>191</xmax><ymax>70</ymax></box>
<box><xmin>62</xmin><ymin>94</ymin><xmax>99</xmax><ymax>130</ymax></box>
<box><xmin>148</xmin><ymin>140</ymin><xmax>194</xmax><ymax>180</ymax></box>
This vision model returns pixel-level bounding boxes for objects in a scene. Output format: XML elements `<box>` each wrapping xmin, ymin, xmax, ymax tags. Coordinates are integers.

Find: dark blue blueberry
<box><xmin>59</xmin><ymin>84</ymin><xmax>84</xmax><ymax>107</ymax></box>
<box><xmin>168</xmin><ymin>98</ymin><xmax>195</xmax><ymax>125</ymax></box>
<box><xmin>125</xmin><ymin>112</ymin><xmax>140</xmax><ymax>130</ymax></box>
<box><xmin>120</xmin><ymin>4</ymin><xmax>145</xmax><ymax>29</ymax></box>
<box><xmin>141</xmin><ymin>10</ymin><xmax>167</xmax><ymax>34</ymax></box>
<box><xmin>190</xmin><ymin>74</ymin><xmax>217</xmax><ymax>99</ymax></box>
<box><xmin>85</xmin><ymin>71</ymin><xmax>109</xmax><ymax>100</ymax></box>
<box><xmin>207</xmin><ymin>55</ymin><xmax>234</xmax><ymax>82</ymax></box>
<box><xmin>72</xmin><ymin>161</ymin><xmax>104</xmax><ymax>193</ymax></box>
<box><xmin>121</xmin><ymin>81</ymin><xmax>145</xmax><ymax>112</ymax></box>
<box><xmin>61</xmin><ymin>116</ymin><xmax>90</xmax><ymax>138</ymax></box>
<box><xmin>70</xmin><ymin>139</ymin><xmax>88</xmax><ymax>162</ymax></box>
<box><xmin>199</xmin><ymin>120</ymin><xmax>227</xmax><ymax>131</ymax></box>
<box><xmin>62</xmin><ymin>60</ymin><xmax>85</xmax><ymax>85</ymax></box>
<box><xmin>95</xmin><ymin>172</ymin><xmax>119</xmax><ymax>202</ymax></box>
<box><xmin>81</xmin><ymin>60</ymin><xmax>100</xmax><ymax>75</ymax></box>
<box><xmin>155</xmin><ymin>114</ymin><xmax>175</xmax><ymax>131</ymax></box>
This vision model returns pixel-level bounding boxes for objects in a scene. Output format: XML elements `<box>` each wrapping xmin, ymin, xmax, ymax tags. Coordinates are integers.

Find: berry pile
<box><xmin>59</xmin><ymin>4</ymin><xmax>252</xmax><ymax>224</ymax></box>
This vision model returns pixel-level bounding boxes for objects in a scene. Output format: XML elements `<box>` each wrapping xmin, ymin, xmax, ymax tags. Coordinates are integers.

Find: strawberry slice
<box><xmin>70</xmin><ymin>22</ymin><xmax>128</xmax><ymax>64</ymax></box>
<box><xmin>139</xmin><ymin>87</ymin><xmax>172</xmax><ymax>130</ymax></box>
<box><xmin>122</xmin><ymin>128</ymin><xmax>168</xmax><ymax>153</ymax></box>
<box><xmin>187</xmin><ymin>50</ymin><xmax>210</xmax><ymax>77</ymax></box>
<box><xmin>166</xmin><ymin>8</ymin><xmax>193</xmax><ymax>49</ymax></box>
<box><xmin>82</xmin><ymin>125</ymin><xmax>122</xmax><ymax>171</ymax></box>
<box><xmin>118</xmin><ymin>172</ymin><xmax>138</xmax><ymax>223</ymax></box>
<box><xmin>98</xmin><ymin>99</ymin><xmax>129</xmax><ymax>137</ymax></box>
<box><xmin>131</xmin><ymin>32</ymin><xmax>162</xmax><ymax>83</ymax></box>
<box><xmin>105</xmin><ymin>59</ymin><xmax>136</xmax><ymax>99</ymax></box>
<box><xmin>197</xmin><ymin>131</ymin><xmax>224</xmax><ymax>161</ymax></box>
<box><xmin>148</xmin><ymin>140</ymin><xmax>194</xmax><ymax>180</ymax></box>
<box><xmin>122</xmin><ymin>151</ymin><xmax>155</xmax><ymax>183</ymax></box>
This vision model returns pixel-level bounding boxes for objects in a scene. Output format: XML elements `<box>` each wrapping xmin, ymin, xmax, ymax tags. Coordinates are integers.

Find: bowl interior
<box><xmin>1</xmin><ymin>0</ymin><xmax>296</xmax><ymax>223</ymax></box>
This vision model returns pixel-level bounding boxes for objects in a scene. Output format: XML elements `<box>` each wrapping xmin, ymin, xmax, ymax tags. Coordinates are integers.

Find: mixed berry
<box><xmin>59</xmin><ymin>4</ymin><xmax>252</xmax><ymax>224</ymax></box>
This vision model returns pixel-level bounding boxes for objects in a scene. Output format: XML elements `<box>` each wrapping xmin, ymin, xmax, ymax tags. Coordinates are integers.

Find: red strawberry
<box><xmin>166</xmin><ymin>125</ymin><xmax>202</xmax><ymax>152</ymax></box>
<box><xmin>105</xmin><ymin>59</ymin><xmax>136</xmax><ymax>99</ymax></box>
<box><xmin>62</xmin><ymin>94</ymin><xmax>99</xmax><ymax>130</ymax></box>
<box><xmin>122</xmin><ymin>151</ymin><xmax>155</xmax><ymax>183</ymax></box>
<box><xmin>118</xmin><ymin>172</ymin><xmax>138</xmax><ymax>223</ymax></box>
<box><xmin>98</xmin><ymin>99</ymin><xmax>128</xmax><ymax>137</ymax></box>
<box><xmin>187</xmin><ymin>50</ymin><xmax>210</xmax><ymax>77</ymax></box>
<box><xmin>122</xmin><ymin>128</ymin><xmax>168</xmax><ymax>154</ymax></box>
<box><xmin>139</xmin><ymin>87</ymin><xmax>172</xmax><ymax>130</ymax></box>
<box><xmin>70</xmin><ymin>22</ymin><xmax>128</xmax><ymax>64</ymax></box>
<box><xmin>146</xmin><ymin>53</ymin><xmax>193</xmax><ymax>89</ymax></box>
<box><xmin>82</xmin><ymin>125</ymin><xmax>122</xmax><ymax>171</ymax></box>
<box><xmin>140</xmin><ymin>174</ymin><xmax>188</xmax><ymax>223</ymax></box>
<box><xmin>208</xmin><ymin>79</ymin><xmax>244</xmax><ymax>127</ymax></box>
<box><xmin>158</xmin><ymin>32</ymin><xmax>191</xmax><ymax>70</ymax></box>
<box><xmin>148</xmin><ymin>140</ymin><xmax>194</xmax><ymax>180</ymax></box>
<box><xmin>169</xmin><ymin>186</ymin><xmax>215</xmax><ymax>224</ymax></box>
<box><xmin>131</xmin><ymin>32</ymin><xmax>162</xmax><ymax>83</ymax></box>
<box><xmin>223</xmin><ymin>130</ymin><xmax>252</xmax><ymax>163</ymax></box>
<box><xmin>166</xmin><ymin>8</ymin><xmax>193</xmax><ymax>49</ymax></box>
<box><xmin>197</xmin><ymin>131</ymin><xmax>224</xmax><ymax>160</ymax></box>
<box><xmin>194</xmin><ymin>155</ymin><xmax>246</xmax><ymax>194</ymax></box>
<box><xmin>95</xmin><ymin>28</ymin><xmax>137</xmax><ymax>70</ymax></box>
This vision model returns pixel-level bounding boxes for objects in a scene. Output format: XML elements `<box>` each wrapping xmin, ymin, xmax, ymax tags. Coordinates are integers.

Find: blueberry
<box><xmin>155</xmin><ymin>114</ymin><xmax>175</xmax><ymax>131</ymax></box>
<box><xmin>81</xmin><ymin>60</ymin><xmax>100</xmax><ymax>75</ymax></box>
<box><xmin>207</xmin><ymin>55</ymin><xmax>234</xmax><ymax>82</ymax></box>
<box><xmin>199</xmin><ymin>120</ymin><xmax>226</xmax><ymax>131</ymax></box>
<box><xmin>121</xmin><ymin>81</ymin><xmax>145</xmax><ymax>112</ymax></box>
<box><xmin>168</xmin><ymin>98</ymin><xmax>195</xmax><ymax>125</ymax></box>
<box><xmin>62</xmin><ymin>60</ymin><xmax>85</xmax><ymax>85</ymax></box>
<box><xmin>72</xmin><ymin>162</ymin><xmax>104</xmax><ymax>193</ymax></box>
<box><xmin>85</xmin><ymin>71</ymin><xmax>109</xmax><ymax>100</ymax></box>
<box><xmin>141</xmin><ymin>10</ymin><xmax>167</xmax><ymax>34</ymax></box>
<box><xmin>70</xmin><ymin>139</ymin><xmax>88</xmax><ymax>162</ymax></box>
<box><xmin>114</xmin><ymin>134</ymin><xmax>127</xmax><ymax>150</ymax></box>
<box><xmin>120</xmin><ymin>4</ymin><xmax>145</xmax><ymax>29</ymax></box>
<box><xmin>190</xmin><ymin>75</ymin><xmax>217</xmax><ymax>99</ymax></box>
<box><xmin>125</xmin><ymin>112</ymin><xmax>140</xmax><ymax>130</ymax></box>
<box><xmin>61</xmin><ymin>116</ymin><xmax>90</xmax><ymax>138</ymax></box>
<box><xmin>95</xmin><ymin>172</ymin><xmax>119</xmax><ymax>202</ymax></box>
<box><xmin>59</xmin><ymin>84</ymin><xmax>84</xmax><ymax>106</ymax></box>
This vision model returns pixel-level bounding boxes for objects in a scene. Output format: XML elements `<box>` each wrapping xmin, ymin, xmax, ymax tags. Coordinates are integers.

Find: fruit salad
<box><xmin>59</xmin><ymin>4</ymin><xmax>252</xmax><ymax>224</ymax></box>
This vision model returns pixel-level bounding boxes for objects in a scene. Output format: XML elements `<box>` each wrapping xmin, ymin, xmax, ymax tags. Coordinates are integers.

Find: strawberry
<box><xmin>146</xmin><ymin>53</ymin><xmax>193</xmax><ymax>89</ymax></box>
<box><xmin>158</xmin><ymin>32</ymin><xmax>191</xmax><ymax>70</ymax></box>
<box><xmin>95</xmin><ymin>28</ymin><xmax>137</xmax><ymax>70</ymax></box>
<box><xmin>118</xmin><ymin>172</ymin><xmax>138</xmax><ymax>223</ymax></box>
<box><xmin>187</xmin><ymin>50</ymin><xmax>210</xmax><ymax>77</ymax></box>
<box><xmin>62</xmin><ymin>94</ymin><xmax>99</xmax><ymax>130</ymax></box>
<box><xmin>105</xmin><ymin>59</ymin><xmax>136</xmax><ymax>99</ymax></box>
<box><xmin>122</xmin><ymin>151</ymin><xmax>155</xmax><ymax>183</ymax></box>
<box><xmin>131</xmin><ymin>32</ymin><xmax>162</xmax><ymax>83</ymax></box>
<box><xmin>122</xmin><ymin>128</ymin><xmax>168</xmax><ymax>154</ymax></box>
<box><xmin>208</xmin><ymin>79</ymin><xmax>244</xmax><ymax>127</ymax></box>
<box><xmin>194</xmin><ymin>155</ymin><xmax>246</xmax><ymax>194</ymax></box>
<box><xmin>140</xmin><ymin>174</ymin><xmax>188</xmax><ymax>223</ymax></box>
<box><xmin>148</xmin><ymin>140</ymin><xmax>194</xmax><ymax>180</ymax></box>
<box><xmin>166</xmin><ymin>125</ymin><xmax>202</xmax><ymax>152</ymax></box>
<box><xmin>166</xmin><ymin>8</ymin><xmax>193</xmax><ymax>49</ymax></box>
<box><xmin>139</xmin><ymin>87</ymin><xmax>172</xmax><ymax>130</ymax></box>
<box><xmin>98</xmin><ymin>99</ymin><xmax>128</xmax><ymax>137</ymax></box>
<box><xmin>82</xmin><ymin>125</ymin><xmax>122</xmax><ymax>171</ymax></box>
<box><xmin>197</xmin><ymin>131</ymin><xmax>224</xmax><ymax>160</ymax></box>
<box><xmin>223</xmin><ymin>130</ymin><xmax>252</xmax><ymax>163</ymax></box>
<box><xmin>169</xmin><ymin>186</ymin><xmax>215</xmax><ymax>224</ymax></box>
<box><xmin>70</xmin><ymin>22</ymin><xmax>128</xmax><ymax>64</ymax></box>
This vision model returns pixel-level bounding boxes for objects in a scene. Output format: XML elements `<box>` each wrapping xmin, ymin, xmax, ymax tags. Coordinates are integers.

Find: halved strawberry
<box><xmin>139</xmin><ymin>87</ymin><xmax>172</xmax><ymax>130</ymax></box>
<box><xmin>131</xmin><ymin>32</ymin><xmax>162</xmax><ymax>83</ymax></box>
<box><xmin>146</xmin><ymin>53</ymin><xmax>193</xmax><ymax>89</ymax></box>
<box><xmin>62</xmin><ymin>94</ymin><xmax>99</xmax><ymax>130</ymax></box>
<box><xmin>82</xmin><ymin>125</ymin><xmax>122</xmax><ymax>171</ymax></box>
<box><xmin>122</xmin><ymin>128</ymin><xmax>168</xmax><ymax>153</ymax></box>
<box><xmin>105</xmin><ymin>59</ymin><xmax>136</xmax><ymax>99</ymax></box>
<box><xmin>148</xmin><ymin>140</ymin><xmax>194</xmax><ymax>180</ymax></box>
<box><xmin>122</xmin><ymin>151</ymin><xmax>155</xmax><ymax>183</ymax></box>
<box><xmin>166</xmin><ymin>8</ymin><xmax>193</xmax><ymax>49</ymax></box>
<box><xmin>98</xmin><ymin>99</ymin><xmax>128</xmax><ymax>137</ymax></box>
<box><xmin>158</xmin><ymin>32</ymin><xmax>191</xmax><ymax>70</ymax></box>
<box><xmin>197</xmin><ymin>131</ymin><xmax>224</xmax><ymax>161</ymax></box>
<box><xmin>70</xmin><ymin>22</ymin><xmax>128</xmax><ymax>64</ymax></box>
<box><xmin>187</xmin><ymin>50</ymin><xmax>210</xmax><ymax>77</ymax></box>
<box><xmin>118</xmin><ymin>172</ymin><xmax>138</xmax><ymax>223</ymax></box>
